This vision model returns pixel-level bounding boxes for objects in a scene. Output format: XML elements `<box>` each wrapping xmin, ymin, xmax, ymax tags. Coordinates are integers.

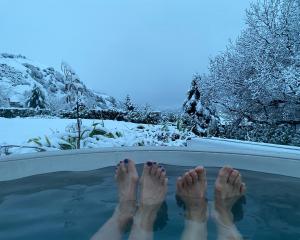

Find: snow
<box><xmin>0</xmin><ymin>117</ymin><xmax>194</xmax><ymax>156</ymax></box>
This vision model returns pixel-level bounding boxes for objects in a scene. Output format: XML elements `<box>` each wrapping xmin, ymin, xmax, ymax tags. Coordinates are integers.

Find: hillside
<box><xmin>0</xmin><ymin>53</ymin><xmax>120</xmax><ymax>111</ymax></box>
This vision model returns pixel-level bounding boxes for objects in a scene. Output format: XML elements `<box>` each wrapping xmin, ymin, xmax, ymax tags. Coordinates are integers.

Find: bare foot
<box><xmin>134</xmin><ymin>161</ymin><xmax>168</xmax><ymax>231</ymax></box>
<box><xmin>176</xmin><ymin>166</ymin><xmax>207</xmax><ymax>222</ymax></box>
<box><xmin>214</xmin><ymin>166</ymin><xmax>246</xmax><ymax>226</ymax></box>
<box><xmin>140</xmin><ymin>161</ymin><xmax>168</xmax><ymax>206</ymax></box>
<box><xmin>114</xmin><ymin>159</ymin><xmax>138</xmax><ymax>226</ymax></box>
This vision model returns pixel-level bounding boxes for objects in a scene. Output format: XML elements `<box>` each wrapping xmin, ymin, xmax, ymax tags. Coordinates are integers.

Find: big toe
<box><xmin>217</xmin><ymin>166</ymin><xmax>233</xmax><ymax>184</ymax></box>
<box><xmin>195</xmin><ymin>166</ymin><xmax>206</xmax><ymax>182</ymax></box>
<box><xmin>143</xmin><ymin>161</ymin><xmax>153</xmax><ymax>175</ymax></box>
<box><xmin>126</xmin><ymin>159</ymin><xmax>138</xmax><ymax>179</ymax></box>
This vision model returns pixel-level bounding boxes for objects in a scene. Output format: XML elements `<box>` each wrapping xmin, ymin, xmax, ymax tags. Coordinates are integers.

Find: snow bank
<box><xmin>0</xmin><ymin>118</ymin><xmax>195</xmax><ymax>156</ymax></box>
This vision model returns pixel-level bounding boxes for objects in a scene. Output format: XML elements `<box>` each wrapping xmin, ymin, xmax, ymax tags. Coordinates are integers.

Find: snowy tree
<box><xmin>183</xmin><ymin>75</ymin><xmax>219</xmax><ymax>136</ymax></box>
<box><xmin>123</xmin><ymin>94</ymin><xmax>135</xmax><ymax>112</ymax></box>
<box><xmin>61</xmin><ymin>61</ymin><xmax>85</xmax><ymax>149</ymax></box>
<box><xmin>25</xmin><ymin>85</ymin><xmax>47</xmax><ymax>109</ymax></box>
<box><xmin>204</xmin><ymin>0</ymin><xmax>300</xmax><ymax>129</ymax></box>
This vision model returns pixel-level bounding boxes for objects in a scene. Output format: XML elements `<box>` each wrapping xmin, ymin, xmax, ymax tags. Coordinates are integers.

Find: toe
<box><xmin>196</xmin><ymin>166</ymin><xmax>206</xmax><ymax>182</ymax></box>
<box><xmin>159</xmin><ymin>169</ymin><xmax>166</xmax><ymax>184</ymax></box>
<box><xmin>218</xmin><ymin>166</ymin><xmax>233</xmax><ymax>183</ymax></box>
<box><xmin>229</xmin><ymin>170</ymin><xmax>239</xmax><ymax>185</ymax></box>
<box><xmin>176</xmin><ymin>177</ymin><xmax>183</xmax><ymax>191</ymax></box>
<box><xmin>189</xmin><ymin>170</ymin><xmax>198</xmax><ymax>184</ymax></box>
<box><xmin>150</xmin><ymin>162</ymin><xmax>159</xmax><ymax>176</ymax></box>
<box><xmin>143</xmin><ymin>161</ymin><xmax>153</xmax><ymax>175</ymax></box>
<box><xmin>234</xmin><ymin>175</ymin><xmax>242</xmax><ymax>193</ymax></box>
<box><xmin>156</xmin><ymin>166</ymin><xmax>163</xmax><ymax>177</ymax></box>
<box><xmin>240</xmin><ymin>182</ymin><xmax>247</xmax><ymax>194</ymax></box>
<box><xmin>184</xmin><ymin>172</ymin><xmax>193</xmax><ymax>185</ymax></box>
<box><xmin>127</xmin><ymin>159</ymin><xmax>135</xmax><ymax>172</ymax></box>
<box><xmin>127</xmin><ymin>159</ymin><xmax>138</xmax><ymax>180</ymax></box>
<box><xmin>120</xmin><ymin>160</ymin><xmax>126</xmax><ymax>173</ymax></box>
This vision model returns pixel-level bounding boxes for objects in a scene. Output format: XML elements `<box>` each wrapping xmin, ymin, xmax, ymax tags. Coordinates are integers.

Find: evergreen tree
<box><xmin>183</xmin><ymin>75</ymin><xmax>219</xmax><ymax>137</ymax></box>
<box><xmin>26</xmin><ymin>85</ymin><xmax>46</xmax><ymax>109</ymax></box>
<box><xmin>124</xmin><ymin>94</ymin><xmax>135</xmax><ymax>112</ymax></box>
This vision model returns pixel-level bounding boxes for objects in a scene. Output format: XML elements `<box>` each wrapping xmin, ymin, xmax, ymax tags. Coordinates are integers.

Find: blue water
<box><xmin>0</xmin><ymin>165</ymin><xmax>299</xmax><ymax>240</ymax></box>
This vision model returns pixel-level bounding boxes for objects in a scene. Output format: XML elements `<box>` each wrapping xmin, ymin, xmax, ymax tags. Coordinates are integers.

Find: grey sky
<box><xmin>0</xmin><ymin>0</ymin><xmax>251</xmax><ymax>109</ymax></box>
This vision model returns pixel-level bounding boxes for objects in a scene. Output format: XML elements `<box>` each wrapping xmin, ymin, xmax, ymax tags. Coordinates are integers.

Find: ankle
<box><xmin>132</xmin><ymin>205</ymin><xmax>159</xmax><ymax>231</ymax></box>
<box><xmin>113</xmin><ymin>201</ymin><xmax>136</xmax><ymax>230</ymax></box>
<box><xmin>185</xmin><ymin>207</ymin><xmax>207</xmax><ymax>222</ymax></box>
<box><xmin>213</xmin><ymin>205</ymin><xmax>234</xmax><ymax>227</ymax></box>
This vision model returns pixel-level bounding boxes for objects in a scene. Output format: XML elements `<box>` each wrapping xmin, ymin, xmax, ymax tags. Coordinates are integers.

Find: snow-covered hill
<box><xmin>0</xmin><ymin>53</ymin><xmax>120</xmax><ymax>111</ymax></box>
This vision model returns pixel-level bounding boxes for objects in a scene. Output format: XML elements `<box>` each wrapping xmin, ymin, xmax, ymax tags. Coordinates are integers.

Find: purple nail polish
<box><xmin>124</xmin><ymin>159</ymin><xmax>129</xmax><ymax>164</ymax></box>
<box><xmin>158</xmin><ymin>165</ymin><xmax>162</xmax><ymax>168</ymax></box>
<box><xmin>146</xmin><ymin>161</ymin><xmax>153</xmax><ymax>166</ymax></box>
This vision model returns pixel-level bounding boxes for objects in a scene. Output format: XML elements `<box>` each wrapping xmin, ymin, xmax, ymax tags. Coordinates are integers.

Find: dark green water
<box><xmin>0</xmin><ymin>165</ymin><xmax>299</xmax><ymax>240</ymax></box>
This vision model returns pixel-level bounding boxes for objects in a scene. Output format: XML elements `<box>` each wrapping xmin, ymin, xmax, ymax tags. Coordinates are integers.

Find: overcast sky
<box><xmin>0</xmin><ymin>0</ymin><xmax>251</xmax><ymax>109</ymax></box>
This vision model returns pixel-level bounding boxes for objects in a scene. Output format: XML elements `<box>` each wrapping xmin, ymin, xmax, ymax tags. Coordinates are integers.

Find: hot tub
<box><xmin>0</xmin><ymin>138</ymin><xmax>299</xmax><ymax>239</ymax></box>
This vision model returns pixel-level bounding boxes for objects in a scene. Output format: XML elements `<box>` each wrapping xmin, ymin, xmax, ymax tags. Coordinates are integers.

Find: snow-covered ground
<box><xmin>0</xmin><ymin>117</ymin><xmax>194</xmax><ymax>156</ymax></box>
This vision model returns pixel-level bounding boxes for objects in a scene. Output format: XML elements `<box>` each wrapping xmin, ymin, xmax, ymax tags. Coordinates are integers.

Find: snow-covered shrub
<box><xmin>183</xmin><ymin>75</ymin><xmax>220</xmax><ymax>137</ymax></box>
<box><xmin>27</xmin><ymin>122</ymin><xmax>122</xmax><ymax>150</ymax></box>
<box><xmin>221</xmin><ymin>123</ymin><xmax>300</xmax><ymax>147</ymax></box>
<box><xmin>24</xmin><ymin>120</ymin><xmax>196</xmax><ymax>154</ymax></box>
<box><xmin>0</xmin><ymin>108</ymin><xmax>51</xmax><ymax>118</ymax></box>
<box><xmin>25</xmin><ymin>85</ymin><xmax>47</xmax><ymax>109</ymax></box>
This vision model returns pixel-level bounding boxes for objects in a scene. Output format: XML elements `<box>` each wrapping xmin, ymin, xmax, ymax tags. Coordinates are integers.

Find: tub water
<box><xmin>0</xmin><ymin>165</ymin><xmax>299</xmax><ymax>240</ymax></box>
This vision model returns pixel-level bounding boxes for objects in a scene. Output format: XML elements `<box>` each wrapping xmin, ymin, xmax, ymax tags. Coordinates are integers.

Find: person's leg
<box><xmin>213</xmin><ymin>166</ymin><xmax>246</xmax><ymax>240</ymax></box>
<box><xmin>176</xmin><ymin>166</ymin><xmax>208</xmax><ymax>240</ymax></box>
<box><xmin>128</xmin><ymin>161</ymin><xmax>168</xmax><ymax>240</ymax></box>
<box><xmin>91</xmin><ymin>159</ymin><xmax>138</xmax><ymax>240</ymax></box>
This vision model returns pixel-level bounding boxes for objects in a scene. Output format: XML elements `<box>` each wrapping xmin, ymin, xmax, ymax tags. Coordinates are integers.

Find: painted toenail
<box><xmin>124</xmin><ymin>159</ymin><xmax>129</xmax><ymax>164</ymax></box>
<box><xmin>158</xmin><ymin>165</ymin><xmax>162</xmax><ymax>168</ymax></box>
<box><xmin>162</xmin><ymin>168</ymin><xmax>165</xmax><ymax>172</ymax></box>
<box><xmin>146</xmin><ymin>161</ymin><xmax>153</xmax><ymax>166</ymax></box>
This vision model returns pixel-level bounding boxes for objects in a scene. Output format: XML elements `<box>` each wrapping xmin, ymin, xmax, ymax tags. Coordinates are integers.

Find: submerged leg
<box><xmin>213</xmin><ymin>166</ymin><xmax>246</xmax><ymax>240</ymax></box>
<box><xmin>176</xmin><ymin>166</ymin><xmax>208</xmax><ymax>240</ymax></box>
<box><xmin>91</xmin><ymin>159</ymin><xmax>138</xmax><ymax>240</ymax></box>
<box><xmin>128</xmin><ymin>161</ymin><xmax>168</xmax><ymax>240</ymax></box>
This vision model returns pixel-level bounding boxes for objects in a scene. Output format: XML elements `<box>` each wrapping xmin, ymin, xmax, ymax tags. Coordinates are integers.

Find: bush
<box><xmin>220</xmin><ymin>123</ymin><xmax>300</xmax><ymax>147</ymax></box>
<box><xmin>0</xmin><ymin>108</ymin><xmax>51</xmax><ymax>118</ymax></box>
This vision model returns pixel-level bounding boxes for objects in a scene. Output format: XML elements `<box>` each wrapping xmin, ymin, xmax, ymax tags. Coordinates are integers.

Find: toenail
<box><xmin>124</xmin><ymin>159</ymin><xmax>129</xmax><ymax>164</ymax></box>
<box><xmin>147</xmin><ymin>161</ymin><xmax>153</xmax><ymax>166</ymax></box>
<box><xmin>158</xmin><ymin>165</ymin><xmax>162</xmax><ymax>168</ymax></box>
<box><xmin>162</xmin><ymin>168</ymin><xmax>165</xmax><ymax>172</ymax></box>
